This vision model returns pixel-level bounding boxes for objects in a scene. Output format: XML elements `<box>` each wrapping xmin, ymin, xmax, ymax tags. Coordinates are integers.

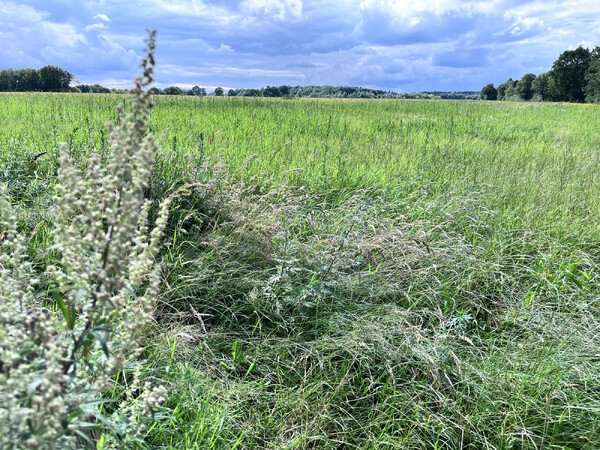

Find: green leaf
<box><xmin>51</xmin><ymin>289</ymin><xmax>75</xmax><ymax>330</ymax></box>
<box><xmin>91</xmin><ymin>328</ymin><xmax>110</xmax><ymax>358</ymax></box>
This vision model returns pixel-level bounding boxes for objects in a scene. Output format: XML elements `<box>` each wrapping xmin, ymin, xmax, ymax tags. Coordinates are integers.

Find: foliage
<box><xmin>39</xmin><ymin>65</ymin><xmax>74</xmax><ymax>92</ymax></box>
<box><xmin>0</xmin><ymin>66</ymin><xmax>73</xmax><ymax>92</ymax></box>
<box><xmin>76</xmin><ymin>84</ymin><xmax>111</xmax><ymax>94</ymax></box>
<box><xmin>550</xmin><ymin>46</ymin><xmax>592</xmax><ymax>102</ymax></box>
<box><xmin>584</xmin><ymin>51</ymin><xmax>600</xmax><ymax>103</ymax></box>
<box><xmin>213</xmin><ymin>86</ymin><xmax>224</xmax><ymax>96</ymax></box>
<box><xmin>487</xmin><ymin>45</ymin><xmax>600</xmax><ymax>103</ymax></box>
<box><xmin>0</xmin><ymin>31</ymin><xmax>169</xmax><ymax>449</ymax></box>
<box><xmin>531</xmin><ymin>71</ymin><xmax>553</xmax><ymax>101</ymax></box>
<box><xmin>516</xmin><ymin>73</ymin><xmax>536</xmax><ymax>100</ymax></box>
<box><xmin>187</xmin><ymin>85</ymin><xmax>206</xmax><ymax>96</ymax></box>
<box><xmin>480</xmin><ymin>83</ymin><xmax>497</xmax><ymax>100</ymax></box>
<box><xmin>163</xmin><ymin>86</ymin><xmax>185</xmax><ymax>96</ymax></box>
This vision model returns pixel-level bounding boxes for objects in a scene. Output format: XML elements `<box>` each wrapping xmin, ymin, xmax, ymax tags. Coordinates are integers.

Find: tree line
<box><xmin>0</xmin><ymin>67</ymin><xmax>480</xmax><ymax>100</ymax></box>
<box><xmin>0</xmin><ymin>66</ymin><xmax>74</xmax><ymax>92</ymax></box>
<box><xmin>481</xmin><ymin>46</ymin><xmax>600</xmax><ymax>103</ymax></box>
<box><xmin>0</xmin><ymin>64</ymin><xmax>483</xmax><ymax>101</ymax></box>
<box><xmin>152</xmin><ymin>85</ymin><xmax>478</xmax><ymax>99</ymax></box>
<box><xmin>150</xmin><ymin>84</ymin><xmax>402</xmax><ymax>98</ymax></box>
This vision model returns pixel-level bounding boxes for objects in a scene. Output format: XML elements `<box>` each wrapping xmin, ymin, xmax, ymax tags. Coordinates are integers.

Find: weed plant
<box><xmin>0</xmin><ymin>32</ymin><xmax>172</xmax><ymax>449</ymax></box>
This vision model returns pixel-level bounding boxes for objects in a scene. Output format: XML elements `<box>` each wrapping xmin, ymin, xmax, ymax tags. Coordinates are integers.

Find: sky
<box><xmin>0</xmin><ymin>0</ymin><xmax>599</xmax><ymax>92</ymax></box>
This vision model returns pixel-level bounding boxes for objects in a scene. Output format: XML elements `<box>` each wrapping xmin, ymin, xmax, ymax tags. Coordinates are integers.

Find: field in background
<box><xmin>2</xmin><ymin>94</ymin><xmax>600</xmax><ymax>448</ymax></box>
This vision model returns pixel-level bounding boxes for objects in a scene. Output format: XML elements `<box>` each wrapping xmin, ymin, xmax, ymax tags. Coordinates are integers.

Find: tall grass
<box><xmin>1</xmin><ymin>92</ymin><xmax>599</xmax><ymax>448</ymax></box>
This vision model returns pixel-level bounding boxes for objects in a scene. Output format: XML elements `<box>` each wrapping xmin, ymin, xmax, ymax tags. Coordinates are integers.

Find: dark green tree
<box><xmin>163</xmin><ymin>86</ymin><xmax>184</xmax><ymax>95</ymax></box>
<box><xmin>39</xmin><ymin>65</ymin><xmax>73</xmax><ymax>91</ymax></box>
<box><xmin>0</xmin><ymin>69</ymin><xmax>14</xmax><ymax>91</ymax></box>
<box><xmin>516</xmin><ymin>73</ymin><xmax>536</xmax><ymax>100</ymax></box>
<box><xmin>213</xmin><ymin>86</ymin><xmax>224</xmax><ymax>96</ymax></box>
<box><xmin>497</xmin><ymin>78</ymin><xmax>517</xmax><ymax>101</ymax></box>
<box><xmin>187</xmin><ymin>85</ymin><xmax>206</xmax><ymax>96</ymax></box>
<box><xmin>531</xmin><ymin>72</ymin><xmax>553</xmax><ymax>101</ymax></box>
<box><xmin>15</xmin><ymin>69</ymin><xmax>40</xmax><ymax>91</ymax></box>
<box><xmin>262</xmin><ymin>86</ymin><xmax>280</xmax><ymax>97</ymax></box>
<box><xmin>480</xmin><ymin>83</ymin><xmax>498</xmax><ymax>100</ymax></box>
<box><xmin>550</xmin><ymin>46</ymin><xmax>591</xmax><ymax>102</ymax></box>
<box><xmin>90</xmin><ymin>83</ymin><xmax>110</xmax><ymax>93</ymax></box>
<box><xmin>278</xmin><ymin>85</ymin><xmax>290</xmax><ymax>96</ymax></box>
<box><xmin>584</xmin><ymin>48</ymin><xmax>600</xmax><ymax>103</ymax></box>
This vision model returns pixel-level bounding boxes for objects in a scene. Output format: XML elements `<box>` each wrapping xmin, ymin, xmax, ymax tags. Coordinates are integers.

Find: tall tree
<box><xmin>39</xmin><ymin>65</ymin><xmax>73</xmax><ymax>91</ymax></box>
<box><xmin>187</xmin><ymin>85</ymin><xmax>206</xmax><ymax>96</ymax></box>
<box><xmin>262</xmin><ymin>86</ymin><xmax>280</xmax><ymax>97</ymax></box>
<box><xmin>584</xmin><ymin>47</ymin><xmax>600</xmax><ymax>103</ymax></box>
<box><xmin>497</xmin><ymin>78</ymin><xmax>518</xmax><ymax>101</ymax></box>
<box><xmin>550</xmin><ymin>46</ymin><xmax>591</xmax><ymax>102</ymax></box>
<box><xmin>0</xmin><ymin>69</ymin><xmax>16</xmax><ymax>91</ymax></box>
<box><xmin>531</xmin><ymin>72</ymin><xmax>553</xmax><ymax>101</ymax></box>
<box><xmin>14</xmin><ymin>69</ymin><xmax>40</xmax><ymax>91</ymax></box>
<box><xmin>163</xmin><ymin>86</ymin><xmax>184</xmax><ymax>95</ymax></box>
<box><xmin>516</xmin><ymin>73</ymin><xmax>536</xmax><ymax>100</ymax></box>
<box><xmin>480</xmin><ymin>83</ymin><xmax>498</xmax><ymax>100</ymax></box>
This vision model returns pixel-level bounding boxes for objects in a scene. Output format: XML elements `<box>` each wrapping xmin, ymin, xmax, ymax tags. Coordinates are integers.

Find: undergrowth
<box><xmin>146</xmin><ymin>156</ymin><xmax>600</xmax><ymax>449</ymax></box>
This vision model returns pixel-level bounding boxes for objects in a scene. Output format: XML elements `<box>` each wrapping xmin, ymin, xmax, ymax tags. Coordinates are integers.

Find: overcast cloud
<box><xmin>0</xmin><ymin>0</ymin><xmax>599</xmax><ymax>91</ymax></box>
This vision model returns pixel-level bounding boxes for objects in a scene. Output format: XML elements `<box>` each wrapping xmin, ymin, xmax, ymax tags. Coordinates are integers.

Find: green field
<box><xmin>2</xmin><ymin>93</ymin><xmax>600</xmax><ymax>448</ymax></box>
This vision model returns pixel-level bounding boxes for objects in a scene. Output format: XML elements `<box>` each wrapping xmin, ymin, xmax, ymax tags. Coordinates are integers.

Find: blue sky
<box><xmin>1</xmin><ymin>0</ymin><xmax>599</xmax><ymax>92</ymax></box>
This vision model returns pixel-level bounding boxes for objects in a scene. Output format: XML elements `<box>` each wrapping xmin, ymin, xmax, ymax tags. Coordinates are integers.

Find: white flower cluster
<box><xmin>0</xmin><ymin>30</ymin><xmax>170</xmax><ymax>449</ymax></box>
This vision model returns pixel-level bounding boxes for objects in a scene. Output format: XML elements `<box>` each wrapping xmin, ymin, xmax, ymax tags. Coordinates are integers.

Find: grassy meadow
<box><xmin>2</xmin><ymin>93</ymin><xmax>600</xmax><ymax>448</ymax></box>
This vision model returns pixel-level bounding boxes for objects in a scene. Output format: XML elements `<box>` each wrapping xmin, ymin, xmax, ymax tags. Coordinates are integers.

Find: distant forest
<box><xmin>481</xmin><ymin>46</ymin><xmax>600</xmax><ymax>103</ymax></box>
<box><xmin>154</xmin><ymin>85</ymin><xmax>478</xmax><ymax>99</ymax></box>
<box><xmin>0</xmin><ymin>67</ymin><xmax>478</xmax><ymax>100</ymax></box>
<box><xmin>0</xmin><ymin>65</ymin><xmax>480</xmax><ymax>99</ymax></box>
<box><xmin>6</xmin><ymin>46</ymin><xmax>600</xmax><ymax>104</ymax></box>
<box><xmin>0</xmin><ymin>66</ymin><xmax>73</xmax><ymax>92</ymax></box>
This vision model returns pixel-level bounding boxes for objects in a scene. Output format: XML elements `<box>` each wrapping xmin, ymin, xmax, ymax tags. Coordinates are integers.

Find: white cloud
<box><xmin>242</xmin><ymin>0</ymin><xmax>303</xmax><ymax>21</ymax></box>
<box><xmin>93</xmin><ymin>13</ymin><xmax>110</xmax><ymax>22</ymax></box>
<box><xmin>507</xmin><ymin>16</ymin><xmax>544</xmax><ymax>36</ymax></box>
<box><xmin>1</xmin><ymin>0</ymin><xmax>600</xmax><ymax>92</ymax></box>
<box><xmin>358</xmin><ymin>0</ymin><xmax>499</xmax><ymax>20</ymax></box>
<box><xmin>85</xmin><ymin>23</ymin><xmax>108</xmax><ymax>32</ymax></box>
<box><xmin>42</xmin><ymin>22</ymin><xmax>87</xmax><ymax>47</ymax></box>
<box><xmin>207</xmin><ymin>43</ymin><xmax>235</xmax><ymax>55</ymax></box>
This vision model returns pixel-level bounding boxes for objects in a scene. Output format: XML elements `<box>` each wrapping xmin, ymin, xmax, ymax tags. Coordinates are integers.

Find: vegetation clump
<box><xmin>0</xmin><ymin>30</ymin><xmax>170</xmax><ymax>449</ymax></box>
<box><xmin>482</xmin><ymin>45</ymin><xmax>600</xmax><ymax>103</ymax></box>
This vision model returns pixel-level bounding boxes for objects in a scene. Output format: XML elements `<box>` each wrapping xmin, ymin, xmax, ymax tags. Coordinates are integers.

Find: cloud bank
<box><xmin>1</xmin><ymin>0</ymin><xmax>599</xmax><ymax>91</ymax></box>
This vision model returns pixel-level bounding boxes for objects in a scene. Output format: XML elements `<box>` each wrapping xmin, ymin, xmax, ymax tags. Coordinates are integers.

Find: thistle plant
<box><xmin>0</xmin><ymin>30</ymin><xmax>169</xmax><ymax>449</ymax></box>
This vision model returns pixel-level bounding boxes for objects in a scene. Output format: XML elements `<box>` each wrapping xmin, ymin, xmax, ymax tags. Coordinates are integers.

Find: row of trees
<box><xmin>75</xmin><ymin>83</ymin><xmax>111</xmax><ymax>93</ymax></box>
<box><xmin>147</xmin><ymin>84</ymin><xmax>401</xmax><ymax>98</ymax></box>
<box><xmin>0</xmin><ymin>66</ymin><xmax>73</xmax><ymax>92</ymax></box>
<box><xmin>152</xmin><ymin>84</ymin><xmax>478</xmax><ymax>100</ymax></box>
<box><xmin>0</xmin><ymin>65</ymin><xmax>481</xmax><ymax>100</ymax></box>
<box><xmin>230</xmin><ymin>85</ymin><xmax>399</xmax><ymax>98</ymax></box>
<box><xmin>481</xmin><ymin>46</ymin><xmax>600</xmax><ymax>103</ymax></box>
